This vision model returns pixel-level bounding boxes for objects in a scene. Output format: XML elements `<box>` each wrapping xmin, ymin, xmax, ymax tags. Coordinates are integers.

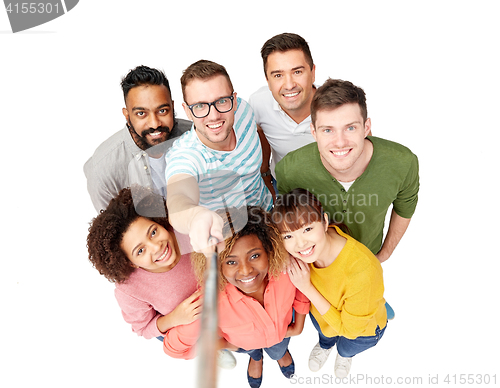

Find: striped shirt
<box><xmin>165</xmin><ymin>98</ymin><xmax>272</xmax><ymax>211</ymax></box>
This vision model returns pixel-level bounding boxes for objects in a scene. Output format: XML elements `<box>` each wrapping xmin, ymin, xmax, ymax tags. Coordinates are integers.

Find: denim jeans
<box><xmin>309</xmin><ymin>312</ymin><xmax>386</xmax><ymax>358</ymax></box>
<box><xmin>236</xmin><ymin>336</ymin><xmax>291</xmax><ymax>361</ymax></box>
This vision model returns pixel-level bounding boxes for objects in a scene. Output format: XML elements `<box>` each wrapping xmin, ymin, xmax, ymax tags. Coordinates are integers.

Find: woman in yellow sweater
<box><xmin>272</xmin><ymin>188</ymin><xmax>387</xmax><ymax>378</ymax></box>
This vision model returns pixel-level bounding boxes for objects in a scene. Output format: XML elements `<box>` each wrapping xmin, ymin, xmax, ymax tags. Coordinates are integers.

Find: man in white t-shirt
<box><xmin>248</xmin><ymin>33</ymin><xmax>317</xmax><ymax>194</ymax></box>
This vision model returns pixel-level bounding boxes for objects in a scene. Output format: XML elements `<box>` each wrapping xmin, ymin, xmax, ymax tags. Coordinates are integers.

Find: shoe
<box><xmin>334</xmin><ymin>353</ymin><xmax>352</xmax><ymax>378</ymax></box>
<box><xmin>217</xmin><ymin>349</ymin><xmax>236</xmax><ymax>370</ymax></box>
<box><xmin>278</xmin><ymin>350</ymin><xmax>295</xmax><ymax>378</ymax></box>
<box><xmin>247</xmin><ymin>356</ymin><xmax>263</xmax><ymax>388</ymax></box>
<box><xmin>385</xmin><ymin>301</ymin><xmax>395</xmax><ymax>320</ymax></box>
<box><xmin>308</xmin><ymin>342</ymin><xmax>333</xmax><ymax>372</ymax></box>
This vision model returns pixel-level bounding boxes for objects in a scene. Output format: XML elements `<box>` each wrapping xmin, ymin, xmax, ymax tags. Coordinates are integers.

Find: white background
<box><xmin>1</xmin><ymin>1</ymin><xmax>499</xmax><ymax>387</ymax></box>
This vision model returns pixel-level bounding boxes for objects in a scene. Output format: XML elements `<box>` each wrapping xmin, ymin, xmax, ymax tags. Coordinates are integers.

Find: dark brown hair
<box><xmin>87</xmin><ymin>187</ymin><xmax>171</xmax><ymax>283</ymax></box>
<box><xmin>191</xmin><ymin>206</ymin><xmax>288</xmax><ymax>290</ymax></box>
<box><xmin>311</xmin><ymin>78</ymin><xmax>368</xmax><ymax>125</ymax></box>
<box><xmin>261</xmin><ymin>33</ymin><xmax>314</xmax><ymax>76</ymax></box>
<box><xmin>271</xmin><ymin>188</ymin><xmax>326</xmax><ymax>233</ymax></box>
<box><xmin>180</xmin><ymin>60</ymin><xmax>234</xmax><ymax>102</ymax></box>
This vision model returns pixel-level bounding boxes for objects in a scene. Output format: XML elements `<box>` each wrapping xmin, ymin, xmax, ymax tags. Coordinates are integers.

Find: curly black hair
<box><xmin>87</xmin><ymin>187</ymin><xmax>170</xmax><ymax>283</ymax></box>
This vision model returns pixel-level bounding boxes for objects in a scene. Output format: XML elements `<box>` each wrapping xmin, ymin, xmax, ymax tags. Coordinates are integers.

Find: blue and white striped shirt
<box><xmin>165</xmin><ymin>98</ymin><xmax>272</xmax><ymax>212</ymax></box>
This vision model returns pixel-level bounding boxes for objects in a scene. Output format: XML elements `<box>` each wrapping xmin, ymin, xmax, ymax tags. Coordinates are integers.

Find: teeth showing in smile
<box><xmin>299</xmin><ymin>246</ymin><xmax>314</xmax><ymax>255</ymax></box>
<box><xmin>239</xmin><ymin>276</ymin><xmax>256</xmax><ymax>283</ymax></box>
<box><xmin>155</xmin><ymin>245</ymin><xmax>169</xmax><ymax>262</ymax></box>
<box><xmin>283</xmin><ymin>92</ymin><xmax>299</xmax><ymax>97</ymax></box>
<box><xmin>149</xmin><ymin>131</ymin><xmax>162</xmax><ymax>137</ymax></box>
<box><xmin>332</xmin><ymin>150</ymin><xmax>349</xmax><ymax>156</ymax></box>
<box><xmin>207</xmin><ymin>123</ymin><xmax>223</xmax><ymax>129</ymax></box>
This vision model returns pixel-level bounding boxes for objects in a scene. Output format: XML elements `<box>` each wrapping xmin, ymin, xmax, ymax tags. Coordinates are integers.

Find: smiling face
<box><xmin>182</xmin><ymin>75</ymin><xmax>237</xmax><ymax>151</ymax></box>
<box><xmin>281</xmin><ymin>213</ymin><xmax>329</xmax><ymax>264</ymax></box>
<box><xmin>265</xmin><ymin>49</ymin><xmax>316</xmax><ymax>123</ymax></box>
<box><xmin>222</xmin><ymin>234</ymin><xmax>269</xmax><ymax>297</ymax></box>
<box><xmin>122</xmin><ymin>84</ymin><xmax>175</xmax><ymax>150</ymax></box>
<box><xmin>311</xmin><ymin>103</ymin><xmax>372</xmax><ymax>181</ymax></box>
<box><xmin>120</xmin><ymin>217</ymin><xmax>180</xmax><ymax>273</ymax></box>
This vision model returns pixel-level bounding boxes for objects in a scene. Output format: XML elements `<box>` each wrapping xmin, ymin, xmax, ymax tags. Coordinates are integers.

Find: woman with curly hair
<box><xmin>163</xmin><ymin>206</ymin><xmax>310</xmax><ymax>388</ymax></box>
<box><xmin>86</xmin><ymin>187</ymin><xmax>202</xmax><ymax>341</ymax></box>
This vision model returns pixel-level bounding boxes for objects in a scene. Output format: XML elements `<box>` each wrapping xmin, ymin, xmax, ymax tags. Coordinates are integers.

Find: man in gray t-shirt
<box><xmin>84</xmin><ymin>66</ymin><xmax>191</xmax><ymax>212</ymax></box>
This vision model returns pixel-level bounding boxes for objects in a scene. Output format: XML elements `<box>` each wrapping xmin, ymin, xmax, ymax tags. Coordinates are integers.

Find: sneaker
<box><xmin>334</xmin><ymin>353</ymin><xmax>352</xmax><ymax>378</ymax></box>
<box><xmin>308</xmin><ymin>342</ymin><xmax>333</xmax><ymax>372</ymax></box>
<box><xmin>385</xmin><ymin>301</ymin><xmax>395</xmax><ymax>320</ymax></box>
<box><xmin>217</xmin><ymin>349</ymin><xmax>236</xmax><ymax>369</ymax></box>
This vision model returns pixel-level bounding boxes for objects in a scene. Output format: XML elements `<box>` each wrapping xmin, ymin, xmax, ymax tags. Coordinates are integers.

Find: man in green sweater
<box><xmin>276</xmin><ymin>78</ymin><xmax>419</xmax><ymax>264</ymax></box>
<box><xmin>276</xmin><ymin>79</ymin><xmax>419</xmax><ymax>328</ymax></box>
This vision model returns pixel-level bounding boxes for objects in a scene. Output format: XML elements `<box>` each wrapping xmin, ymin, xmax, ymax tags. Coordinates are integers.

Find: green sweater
<box><xmin>276</xmin><ymin>136</ymin><xmax>419</xmax><ymax>254</ymax></box>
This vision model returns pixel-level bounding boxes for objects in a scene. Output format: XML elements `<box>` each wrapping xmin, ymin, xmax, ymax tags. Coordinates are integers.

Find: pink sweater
<box><xmin>114</xmin><ymin>253</ymin><xmax>197</xmax><ymax>339</ymax></box>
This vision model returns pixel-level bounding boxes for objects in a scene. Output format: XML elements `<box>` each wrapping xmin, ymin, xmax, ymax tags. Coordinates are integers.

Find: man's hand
<box><xmin>188</xmin><ymin>207</ymin><xmax>226</xmax><ymax>255</ymax></box>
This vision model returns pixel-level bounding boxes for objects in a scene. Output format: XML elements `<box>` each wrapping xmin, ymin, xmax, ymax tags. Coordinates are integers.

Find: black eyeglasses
<box><xmin>186</xmin><ymin>95</ymin><xmax>235</xmax><ymax>118</ymax></box>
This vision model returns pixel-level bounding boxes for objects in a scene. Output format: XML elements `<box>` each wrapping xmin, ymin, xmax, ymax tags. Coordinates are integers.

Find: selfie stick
<box><xmin>196</xmin><ymin>238</ymin><xmax>219</xmax><ymax>388</ymax></box>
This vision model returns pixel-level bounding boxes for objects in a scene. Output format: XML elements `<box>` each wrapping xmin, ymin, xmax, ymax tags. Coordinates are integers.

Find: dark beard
<box><xmin>127</xmin><ymin>120</ymin><xmax>172</xmax><ymax>151</ymax></box>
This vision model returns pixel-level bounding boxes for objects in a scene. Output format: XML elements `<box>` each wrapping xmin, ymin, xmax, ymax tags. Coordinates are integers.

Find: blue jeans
<box><xmin>309</xmin><ymin>312</ymin><xmax>386</xmax><ymax>358</ymax></box>
<box><xmin>237</xmin><ymin>336</ymin><xmax>290</xmax><ymax>361</ymax></box>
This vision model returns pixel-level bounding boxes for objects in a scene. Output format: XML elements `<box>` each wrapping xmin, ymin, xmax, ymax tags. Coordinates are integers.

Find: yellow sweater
<box><xmin>309</xmin><ymin>226</ymin><xmax>387</xmax><ymax>340</ymax></box>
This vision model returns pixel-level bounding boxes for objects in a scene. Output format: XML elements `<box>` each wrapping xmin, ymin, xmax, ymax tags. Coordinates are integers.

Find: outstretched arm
<box><xmin>166</xmin><ymin>174</ymin><xmax>224</xmax><ymax>254</ymax></box>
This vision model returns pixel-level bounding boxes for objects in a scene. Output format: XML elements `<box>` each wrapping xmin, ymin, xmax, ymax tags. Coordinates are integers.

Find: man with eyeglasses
<box><xmin>165</xmin><ymin>60</ymin><xmax>272</xmax><ymax>253</ymax></box>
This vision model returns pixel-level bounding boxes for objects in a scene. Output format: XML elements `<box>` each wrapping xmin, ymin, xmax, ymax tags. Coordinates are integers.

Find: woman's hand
<box><xmin>287</xmin><ymin>256</ymin><xmax>312</xmax><ymax>293</ymax></box>
<box><xmin>285</xmin><ymin>313</ymin><xmax>306</xmax><ymax>337</ymax></box>
<box><xmin>157</xmin><ymin>289</ymin><xmax>203</xmax><ymax>333</ymax></box>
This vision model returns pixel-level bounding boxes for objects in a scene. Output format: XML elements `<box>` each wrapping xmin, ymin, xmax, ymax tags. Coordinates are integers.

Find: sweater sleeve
<box><xmin>114</xmin><ymin>288</ymin><xmax>162</xmax><ymax>339</ymax></box>
<box><xmin>393</xmin><ymin>152</ymin><xmax>419</xmax><ymax>219</ymax></box>
<box><xmin>163</xmin><ymin>320</ymin><xmax>200</xmax><ymax>360</ymax></box>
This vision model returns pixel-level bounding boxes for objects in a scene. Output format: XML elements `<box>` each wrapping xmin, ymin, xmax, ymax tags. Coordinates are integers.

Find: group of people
<box><xmin>85</xmin><ymin>32</ymin><xmax>419</xmax><ymax>387</ymax></box>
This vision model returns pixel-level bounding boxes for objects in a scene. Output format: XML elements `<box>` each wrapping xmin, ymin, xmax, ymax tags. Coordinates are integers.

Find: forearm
<box><xmin>286</xmin><ymin>312</ymin><xmax>306</xmax><ymax>337</ymax></box>
<box><xmin>156</xmin><ymin>312</ymin><xmax>180</xmax><ymax>334</ymax></box>
<box><xmin>166</xmin><ymin>174</ymin><xmax>201</xmax><ymax>235</ymax></box>
<box><xmin>376</xmin><ymin>209</ymin><xmax>411</xmax><ymax>263</ymax></box>
<box><xmin>300</xmin><ymin>283</ymin><xmax>331</xmax><ymax>316</ymax></box>
<box><xmin>167</xmin><ymin>196</ymin><xmax>204</xmax><ymax>235</ymax></box>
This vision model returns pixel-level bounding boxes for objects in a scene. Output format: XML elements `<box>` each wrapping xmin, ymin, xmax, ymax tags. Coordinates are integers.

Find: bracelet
<box><xmin>261</xmin><ymin>170</ymin><xmax>271</xmax><ymax>177</ymax></box>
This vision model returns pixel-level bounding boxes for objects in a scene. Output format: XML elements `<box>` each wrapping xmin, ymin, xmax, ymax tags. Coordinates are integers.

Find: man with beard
<box><xmin>84</xmin><ymin>66</ymin><xmax>191</xmax><ymax>212</ymax></box>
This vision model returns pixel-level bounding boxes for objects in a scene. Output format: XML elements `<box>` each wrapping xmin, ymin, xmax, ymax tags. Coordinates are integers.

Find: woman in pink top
<box><xmin>86</xmin><ymin>187</ymin><xmax>202</xmax><ymax>340</ymax></box>
<box><xmin>163</xmin><ymin>206</ymin><xmax>310</xmax><ymax>388</ymax></box>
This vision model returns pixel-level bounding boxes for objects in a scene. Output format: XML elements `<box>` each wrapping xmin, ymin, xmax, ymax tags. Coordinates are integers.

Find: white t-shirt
<box><xmin>248</xmin><ymin>85</ymin><xmax>316</xmax><ymax>175</ymax></box>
